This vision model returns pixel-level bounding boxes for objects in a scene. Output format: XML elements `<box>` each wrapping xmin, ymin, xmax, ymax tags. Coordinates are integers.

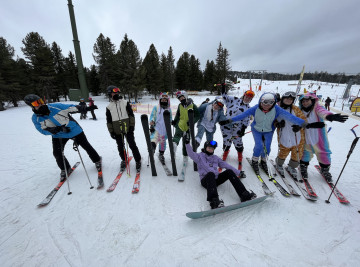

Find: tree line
<box><xmin>1</xmin><ymin>32</ymin><xmax>359</xmax><ymax>111</ymax></box>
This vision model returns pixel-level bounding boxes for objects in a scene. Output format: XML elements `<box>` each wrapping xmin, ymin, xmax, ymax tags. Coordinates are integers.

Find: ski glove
<box><xmin>219</xmin><ymin>119</ymin><xmax>232</xmax><ymax>126</ymax></box>
<box><xmin>150</xmin><ymin>125</ymin><xmax>155</xmax><ymax>133</ymax></box>
<box><xmin>171</xmin><ymin>120</ymin><xmax>176</xmax><ymax>126</ymax></box>
<box><xmin>45</xmin><ymin>126</ymin><xmax>70</xmax><ymax>134</ymax></box>
<box><xmin>306</xmin><ymin>122</ymin><xmax>325</xmax><ymax>129</ymax></box>
<box><xmin>110</xmin><ymin>132</ymin><xmax>116</xmax><ymax>139</ymax></box>
<box><xmin>237</xmin><ymin>125</ymin><xmax>247</xmax><ymax>137</ymax></box>
<box><xmin>291</xmin><ymin>125</ymin><xmax>302</xmax><ymax>132</ymax></box>
<box><xmin>326</xmin><ymin>113</ymin><xmax>348</xmax><ymax>123</ymax></box>
<box><xmin>183</xmin><ymin>131</ymin><xmax>190</xmax><ymax>144</ymax></box>
<box><xmin>275</xmin><ymin>120</ymin><xmax>285</xmax><ymax>129</ymax></box>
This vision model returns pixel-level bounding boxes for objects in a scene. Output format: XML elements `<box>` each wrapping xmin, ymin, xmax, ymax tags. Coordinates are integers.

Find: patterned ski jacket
<box><xmin>31</xmin><ymin>103</ymin><xmax>82</xmax><ymax>138</ymax></box>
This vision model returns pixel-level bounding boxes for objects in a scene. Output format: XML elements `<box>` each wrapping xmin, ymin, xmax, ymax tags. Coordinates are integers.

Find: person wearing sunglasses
<box><xmin>184</xmin><ymin>137</ymin><xmax>256</xmax><ymax>209</ymax></box>
<box><xmin>219</xmin><ymin>92</ymin><xmax>306</xmax><ymax>174</ymax></box>
<box><xmin>24</xmin><ymin>94</ymin><xmax>102</xmax><ymax>181</ymax></box>
<box><xmin>171</xmin><ymin>91</ymin><xmax>200</xmax><ymax>162</ymax></box>
<box><xmin>220</xmin><ymin>83</ymin><xmax>255</xmax><ymax>177</ymax></box>
<box><xmin>106</xmin><ymin>85</ymin><xmax>141</xmax><ymax>172</ymax></box>
<box><xmin>273</xmin><ymin>91</ymin><xmax>308</xmax><ymax>177</ymax></box>
<box><xmin>195</xmin><ymin>98</ymin><xmax>227</xmax><ymax>150</ymax></box>
<box><xmin>149</xmin><ymin>92</ymin><xmax>172</xmax><ymax>164</ymax></box>
<box><xmin>297</xmin><ymin>92</ymin><xmax>348</xmax><ymax>182</ymax></box>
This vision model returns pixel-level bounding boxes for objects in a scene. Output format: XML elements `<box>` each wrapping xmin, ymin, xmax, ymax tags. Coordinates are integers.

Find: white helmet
<box><xmin>260</xmin><ymin>93</ymin><xmax>275</xmax><ymax>103</ymax></box>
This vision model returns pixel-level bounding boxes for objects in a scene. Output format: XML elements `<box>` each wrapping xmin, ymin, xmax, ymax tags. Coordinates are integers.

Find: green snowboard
<box><xmin>186</xmin><ymin>195</ymin><xmax>270</xmax><ymax>219</ymax></box>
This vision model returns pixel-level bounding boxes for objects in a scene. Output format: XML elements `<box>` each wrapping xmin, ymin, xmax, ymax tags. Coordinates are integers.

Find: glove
<box><xmin>326</xmin><ymin>113</ymin><xmax>348</xmax><ymax>123</ymax></box>
<box><xmin>237</xmin><ymin>125</ymin><xmax>247</xmax><ymax>137</ymax></box>
<box><xmin>129</xmin><ymin>126</ymin><xmax>134</xmax><ymax>132</ymax></box>
<box><xmin>306</xmin><ymin>122</ymin><xmax>325</xmax><ymax>129</ymax></box>
<box><xmin>45</xmin><ymin>126</ymin><xmax>62</xmax><ymax>134</ymax></box>
<box><xmin>291</xmin><ymin>125</ymin><xmax>302</xmax><ymax>132</ymax></box>
<box><xmin>171</xmin><ymin>120</ymin><xmax>176</xmax><ymax>126</ymax></box>
<box><xmin>150</xmin><ymin>125</ymin><xmax>155</xmax><ymax>133</ymax></box>
<box><xmin>219</xmin><ymin>119</ymin><xmax>232</xmax><ymax>126</ymax></box>
<box><xmin>183</xmin><ymin>131</ymin><xmax>190</xmax><ymax>144</ymax></box>
<box><xmin>110</xmin><ymin>133</ymin><xmax>116</xmax><ymax>139</ymax></box>
<box><xmin>275</xmin><ymin>120</ymin><xmax>285</xmax><ymax>129</ymax></box>
<box><xmin>187</xmin><ymin>121</ymin><xmax>189</xmax><ymax>126</ymax></box>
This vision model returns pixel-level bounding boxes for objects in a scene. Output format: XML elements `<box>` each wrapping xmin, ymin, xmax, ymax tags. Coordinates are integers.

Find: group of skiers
<box><xmin>24</xmin><ymin>83</ymin><xmax>349</xmax><ymax>210</ymax></box>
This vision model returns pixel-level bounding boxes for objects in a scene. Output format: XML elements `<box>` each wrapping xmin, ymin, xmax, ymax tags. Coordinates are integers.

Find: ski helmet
<box><xmin>243</xmin><ymin>90</ymin><xmax>255</xmax><ymax>104</ymax></box>
<box><xmin>176</xmin><ymin>90</ymin><xmax>188</xmax><ymax>100</ymax></box>
<box><xmin>260</xmin><ymin>93</ymin><xmax>276</xmax><ymax>105</ymax></box>
<box><xmin>282</xmin><ymin>91</ymin><xmax>296</xmax><ymax>99</ymax></box>
<box><xmin>107</xmin><ymin>85</ymin><xmax>120</xmax><ymax>95</ymax></box>
<box><xmin>24</xmin><ymin>94</ymin><xmax>44</xmax><ymax>107</ymax></box>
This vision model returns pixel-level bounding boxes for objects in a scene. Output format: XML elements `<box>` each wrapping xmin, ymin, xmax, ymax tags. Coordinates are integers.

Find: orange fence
<box><xmin>131</xmin><ymin>103</ymin><xmax>177</xmax><ymax>116</ymax></box>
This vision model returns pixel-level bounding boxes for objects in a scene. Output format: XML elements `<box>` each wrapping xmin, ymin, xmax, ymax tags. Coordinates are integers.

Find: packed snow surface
<box><xmin>1</xmin><ymin>79</ymin><xmax>360</xmax><ymax>266</ymax></box>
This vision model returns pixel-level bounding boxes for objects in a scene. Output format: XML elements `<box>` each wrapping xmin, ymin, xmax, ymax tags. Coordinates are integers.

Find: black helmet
<box><xmin>107</xmin><ymin>85</ymin><xmax>120</xmax><ymax>95</ymax></box>
<box><xmin>24</xmin><ymin>94</ymin><xmax>42</xmax><ymax>107</ymax></box>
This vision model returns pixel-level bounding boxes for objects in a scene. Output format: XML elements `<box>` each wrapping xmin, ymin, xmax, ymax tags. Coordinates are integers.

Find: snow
<box><xmin>1</xmin><ymin>80</ymin><xmax>360</xmax><ymax>267</ymax></box>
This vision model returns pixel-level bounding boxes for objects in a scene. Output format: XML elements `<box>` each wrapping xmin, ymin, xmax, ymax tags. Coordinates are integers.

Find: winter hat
<box><xmin>176</xmin><ymin>90</ymin><xmax>188</xmax><ymax>100</ymax></box>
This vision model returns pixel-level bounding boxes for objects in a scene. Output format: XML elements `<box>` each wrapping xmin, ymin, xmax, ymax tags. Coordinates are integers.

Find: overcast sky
<box><xmin>1</xmin><ymin>0</ymin><xmax>359</xmax><ymax>74</ymax></box>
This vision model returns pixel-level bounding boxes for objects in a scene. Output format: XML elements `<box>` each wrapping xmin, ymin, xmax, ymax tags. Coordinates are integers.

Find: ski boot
<box><xmin>158</xmin><ymin>152</ymin><xmax>165</xmax><ymax>165</ymax></box>
<box><xmin>275</xmin><ymin>157</ymin><xmax>285</xmax><ymax>176</ymax></box>
<box><xmin>300</xmin><ymin>163</ymin><xmax>309</xmax><ymax>179</ymax></box>
<box><xmin>95</xmin><ymin>158</ymin><xmax>102</xmax><ymax>172</ymax></box>
<box><xmin>209</xmin><ymin>197</ymin><xmax>225</xmax><ymax>209</ymax></box>
<box><xmin>287</xmin><ymin>166</ymin><xmax>298</xmax><ymax>178</ymax></box>
<box><xmin>60</xmin><ymin>170</ymin><xmax>70</xmax><ymax>182</ymax></box>
<box><xmin>240</xmin><ymin>190</ymin><xmax>257</xmax><ymax>202</ymax></box>
<box><xmin>251</xmin><ymin>159</ymin><xmax>260</xmax><ymax>174</ymax></box>
<box><xmin>120</xmin><ymin>160</ymin><xmax>127</xmax><ymax>172</ymax></box>
<box><xmin>136</xmin><ymin>161</ymin><xmax>141</xmax><ymax>173</ymax></box>
<box><xmin>238</xmin><ymin>171</ymin><xmax>246</xmax><ymax>178</ymax></box>
<box><xmin>320</xmin><ymin>166</ymin><xmax>333</xmax><ymax>183</ymax></box>
<box><xmin>260</xmin><ymin>159</ymin><xmax>269</xmax><ymax>175</ymax></box>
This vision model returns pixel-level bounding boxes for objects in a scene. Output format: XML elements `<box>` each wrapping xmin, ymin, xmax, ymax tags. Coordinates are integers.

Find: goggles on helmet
<box><xmin>215</xmin><ymin>101</ymin><xmax>224</xmax><ymax>108</ymax></box>
<box><xmin>30</xmin><ymin>98</ymin><xmax>45</xmax><ymax>107</ymax></box>
<box><xmin>283</xmin><ymin>91</ymin><xmax>297</xmax><ymax>98</ymax></box>
<box><xmin>112</xmin><ymin>88</ymin><xmax>120</xmax><ymax>93</ymax></box>
<box><xmin>261</xmin><ymin>99</ymin><xmax>275</xmax><ymax>105</ymax></box>
<box><xmin>176</xmin><ymin>91</ymin><xmax>183</xmax><ymax>98</ymax></box>
<box><xmin>209</xmin><ymin>140</ymin><xmax>217</xmax><ymax>147</ymax></box>
<box><xmin>244</xmin><ymin>90</ymin><xmax>255</xmax><ymax>98</ymax></box>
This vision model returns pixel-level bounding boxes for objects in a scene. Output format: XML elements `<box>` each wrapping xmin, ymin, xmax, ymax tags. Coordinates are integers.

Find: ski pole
<box><xmin>326</xmin><ymin>128</ymin><xmax>359</xmax><ymax>203</ymax></box>
<box><xmin>59</xmin><ymin>138</ymin><xmax>72</xmax><ymax>195</ymax></box>
<box><xmin>72</xmin><ymin>141</ymin><xmax>94</xmax><ymax>189</ymax></box>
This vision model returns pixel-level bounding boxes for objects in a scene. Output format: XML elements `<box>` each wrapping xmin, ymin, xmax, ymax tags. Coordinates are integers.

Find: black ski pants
<box><xmin>52</xmin><ymin>132</ymin><xmax>101</xmax><ymax>171</ymax></box>
<box><xmin>114</xmin><ymin>130</ymin><xmax>141</xmax><ymax>163</ymax></box>
<box><xmin>200</xmin><ymin>169</ymin><xmax>247</xmax><ymax>201</ymax></box>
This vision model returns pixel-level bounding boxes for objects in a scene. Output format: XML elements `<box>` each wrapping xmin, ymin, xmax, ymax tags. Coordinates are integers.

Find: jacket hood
<box><xmin>298</xmin><ymin>92</ymin><xmax>319</xmax><ymax>110</ymax></box>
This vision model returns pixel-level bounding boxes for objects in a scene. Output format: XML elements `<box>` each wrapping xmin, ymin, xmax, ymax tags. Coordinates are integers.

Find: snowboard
<box><xmin>186</xmin><ymin>195</ymin><xmax>270</xmax><ymax>219</ymax></box>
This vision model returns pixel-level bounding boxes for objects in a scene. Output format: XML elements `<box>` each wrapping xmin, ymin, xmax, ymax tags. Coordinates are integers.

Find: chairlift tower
<box><xmin>248</xmin><ymin>70</ymin><xmax>266</xmax><ymax>91</ymax></box>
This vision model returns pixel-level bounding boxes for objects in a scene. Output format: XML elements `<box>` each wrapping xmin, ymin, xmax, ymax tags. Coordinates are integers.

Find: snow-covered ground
<box><xmin>1</xmin><ymin>79</ymin><xmax>360</xmax><ymax>267</ymax></box>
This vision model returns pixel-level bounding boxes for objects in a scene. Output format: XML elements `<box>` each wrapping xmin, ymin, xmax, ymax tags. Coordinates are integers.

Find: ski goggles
<box><xmin>244</xmin><ymin>90</ymin><xmax>255</xmax><ymax>98</ymax></box>
<box><xmin>30</xmin><ymin>98</ymin><xmax>45</xmax><ymax>107</ymax></box>
<box><xmin>111</xmin><ymin>87</ymin><xmax>120</xmax><ymax>93</ymax></box>
<box><xmin>215</xmin><ymin>101</ymin><xmax>224</xmax><ymax>108</ymax></box>
<box><xmin>283</xmin><ymin>91</ymin><xmax>297</xmax><ymax>98</ymax></box>
<box><xmin>161</xmin><ymin>92</ymin><xmax>169</xmax><ymax>98</ymax></box>
<box><xmin>260</xmin><ymin>99</ymin><xmax>275</xmax><ymax>105</ymax></box>
<box><xmin>209</xmin><ymin>140</ymin><xmax>217</xmax><ymax>147</ymax></box>
<box><xmin>176</xmin><ymin>91</ymin><xmax>183</xmax><ymax>98</ymax></box>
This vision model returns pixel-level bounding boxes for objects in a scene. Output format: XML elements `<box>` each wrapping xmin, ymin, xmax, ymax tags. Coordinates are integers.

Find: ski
<box><xmin>314</xmin><ymin>165</ymin><xmax>349</xmax><ymax>204</ymax></box>
<box><xmin>163</xmin><ymin>110</ymin><xmax>177</xmax><ymax>176</ymax></box>
<box><xmin>179</xmin><ymin>157</ymin><xmax>188</xmax><ymax>182</ymax></box>
<box><xmin>186</xmin><ymin>195</ymin><xmax>270</xmax><ymax>219</ymax></box>
<box><xmin>285</xmin><ymin>167</ymin><xmax>317</xmax><ymax>201</ymax></box>
<box><xmin>246</xmin><ymin>158</ymin><xmax>273</xmax><ymax>195</ymax></box>
<box><xmin>297</xmin><ymin>167</ymin><xmax>318</xmax><ymax>197</ymax></box>
<box><xmin>160</xmin><ymin>159</ymin><xmax>172</xmax><ymax>176</ymax></box>
<box><xmin>188</xmin><ymin>109</ymin><xmax>198</xmax><ymax>171</ymax></box>
<box><xmin>106</xmin><ymin>157</ymin><xmax>133</xmax><ymax>192</ymax></box>
<box><xmin>259</xmin><ymin>160</ymin><xmax>290</xmax><ymax>197</ymax></box>
<box><xmin>140</xmin><ymin>114</ymin><xmax>157</xmax><ymax>176</ymax></box>
<box><xmin>38</xmin><ymin>162</ymin><xmax>80</xmax><ymax>207</ymax></box>
<box><xmin>132</xmin><ymin>172</ymin><xmax>141</xmax><ymax>193</ymax></box>
<box><xmin>97</xmin><ymin>170</ymin><xmax>104</xmax><ymax>189</ymax></box>
<box><xmin>270</xmin><ymin>160</ymin><xmax>300</xmax><ymax>196</ymax></box>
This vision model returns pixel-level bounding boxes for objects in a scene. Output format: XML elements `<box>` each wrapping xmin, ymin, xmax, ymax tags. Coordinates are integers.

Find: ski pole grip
<box><xmin>347</xmin><ymin>137</ymin><xmax>359</xmax><ymax>158</ymax></box>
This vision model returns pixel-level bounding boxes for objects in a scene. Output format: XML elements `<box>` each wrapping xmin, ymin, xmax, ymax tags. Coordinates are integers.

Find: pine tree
<box><xmin>204</xmin><ymin>60</ymin><xmax>216</xmax><ymax>93</ymax></box>
<box><xmin>215</xmin><ymin>42</ymin><xmax>231</xmax><ymax>94</ymax></box>
<box><xmin>87</xmin><ymin>65</ymin><xmax>101</xmax><ymax>96</ymax></box>
<box><xmin>64</xmin><ymin>51</ymin><xmax>79</xmax><ymax>91</ymax></box>
<box><xmin>142</xmin><ymin>44</ymin><xmax>162</xmax><ymax>98</ymax></box>
<box><xmin>167</xmin><ymin>46</ymin><xmax>176</xmax><ymax>96</ymax></box>
<box><xmin>51</xmin><ymin>42</ymin><xmax>67</xmax><ymax>101</ymax></box>
<box><xmin>175</xmin><ymin>52</ymin><xmax>190</xmax><ymax>91</ymax></box>
<box><xmin>189</xmin><ymin>55</ymin><xmax>203</xmax><ymax>91</ymax></box>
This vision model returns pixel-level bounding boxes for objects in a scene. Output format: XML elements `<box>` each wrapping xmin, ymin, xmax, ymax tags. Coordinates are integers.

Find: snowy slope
<box><xmin>1</xmin><ymin>80</ymin><xmax>360</xmax><ymax>267</ymax></box>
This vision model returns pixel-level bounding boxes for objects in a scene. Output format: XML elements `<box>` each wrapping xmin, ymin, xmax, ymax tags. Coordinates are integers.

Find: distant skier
<box><xmin>24</xmin><ymin>94</ymin><xmax>101</xmax><ymax>181</ymax></box>
<box><xmin>297</xmin><ymin>92</ymin><xmax>348</xmax><ymax>182</ymax></box>
<box><xmin>149</xmin><ymin>92</ymin><xmax>172</xmax><ymax>163</ymax></box>
<box><xmin>106</xmin><ymin>86</ymin><xmax>141</xmax><ymax>172</ymax></box>
<box><xmin>201</xmin><ymin>98</ymin><xmax>210</xmax><ymax>105</ymax></box>
<box><xmin>324</xmin><ymin>97</ymin><xmax>332</xmax><ymax>111</ymax></box>
<box><xmin>171</xmin><ymin>91</ymin><xmax>200</xmax><ymax>165</ymax></box>
<box><xmin>78</xmin><ymin>98</ymin><xmax>87</xmax><ymax>120</ymax></box>
<box><xmin>185</xmin><ymin>137</ymin><xmax>256</xmax><ymax>209</ymax></box>
<box><xmin>195</xmin><ymin>98</ymin><xmax>227</xmax><ymax>147</ymax></box>
<box><xmin>88</xmin><ymin>97</ymin><xmax>98</xmax><ymax>120</ymax></box>
<box><xmin>220</xmin><ymin>83</ymin><xmax>255</xmax><ymax>177</ymax></box>
<box><xmin>219</xmin><ymin>93</ymin><xmax>307</xmax><ymax>174</ymax></box>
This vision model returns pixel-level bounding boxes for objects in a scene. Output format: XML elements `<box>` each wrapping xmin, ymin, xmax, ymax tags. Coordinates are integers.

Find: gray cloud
<box><xmin>1</xmin><ymin>0</ymin><xmax>359</xmax><ymax>74</ymax></box>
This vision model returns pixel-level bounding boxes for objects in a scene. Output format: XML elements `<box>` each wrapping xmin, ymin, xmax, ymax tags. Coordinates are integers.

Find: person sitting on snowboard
<box><xmin>219</xmin><ymin>93</ymin><xmax>318</xmax><ymax>175</ymax></box>
<box><xmin>149</xmin><ymin>92</ymin><xmax>172</xmax><ymax>164</ymax></box>
<box><xmin>24</xmin><ymin>94</ymin><xmax>102</xmax><ymax>181</ymax></box>
<box><xmin>297</xmin><ymin>92</ymin><xmax>348</xmax><ymax>182</ymax></box>
<box><xmin>172</xmin><ymin>90</ymin><xmax>200</xmax><ymax>164</ymax></box>
<box><xmin>185</xmin><ymin>135</ymin><xmax>256</xmax><ymax>209</ymax></box>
